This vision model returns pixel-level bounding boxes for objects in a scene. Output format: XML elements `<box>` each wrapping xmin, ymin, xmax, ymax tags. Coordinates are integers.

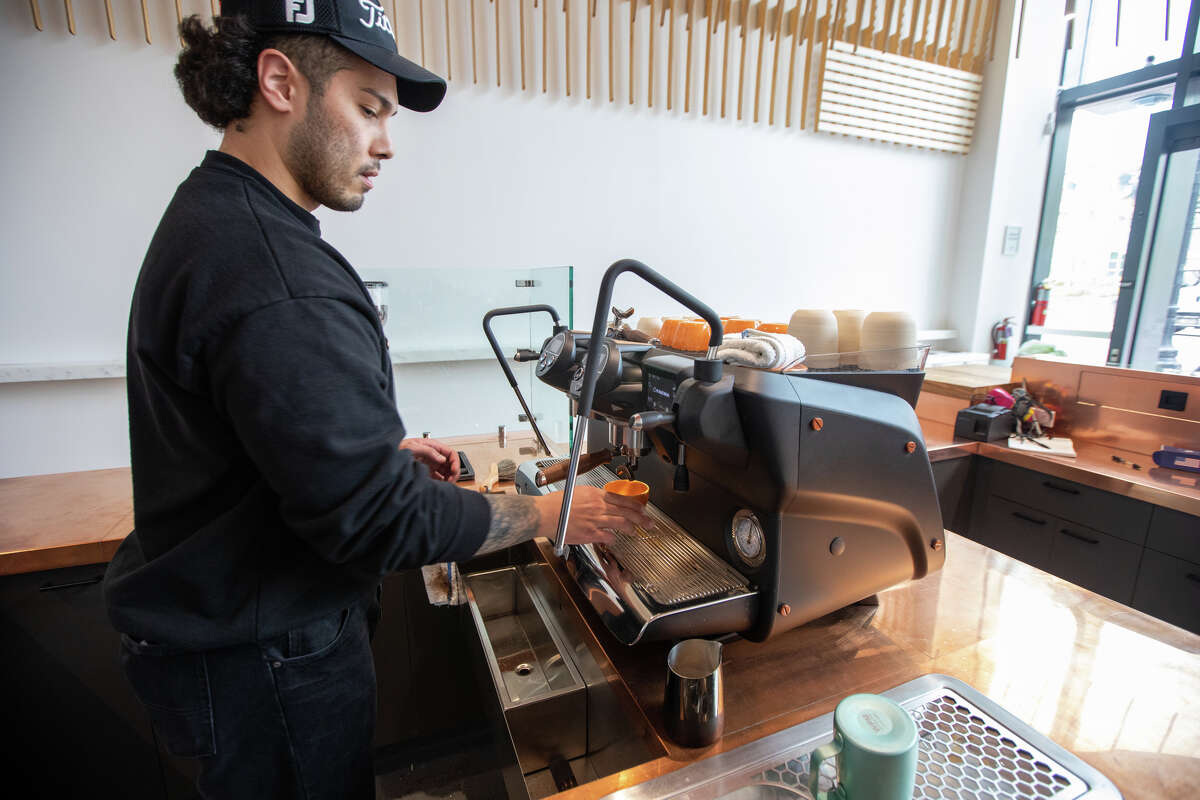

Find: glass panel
<box><xmin>1062</xmin><ymin>0</ymin><xmax>1189</xmax><ymax>88</ymax></box>
<box><xmin>356</xmin><ymin>265</ymin><xmax>573</xmax><ymax>448</ymax></box>
<box><xmin>1033</xmin><ymin>88</ymin><xmax>1173</xmax><ymax>363</ymax></box>
<box><xmin>1128</xmin><ymin>145</ymin><xmax>1200</xmax><ymax>375</ymax></box>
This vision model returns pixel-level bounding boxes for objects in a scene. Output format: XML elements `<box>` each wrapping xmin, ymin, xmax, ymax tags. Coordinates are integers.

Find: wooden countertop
<box><xmin>0</xmin><ymin>432</ymin><xmax>543</xmax><ymax>576</ymax></box>
<box><xmin>922</xmin><ymin>363</ymin><xmax>1016</xmax><ymax>400</ymax></box>
<box><xmin>3</xmin><ymin>423</ymin><xmax>1198</xmax><ymax>576</ymax></box>
<box><xmin>0</xmin><ymin>467</ymin><xmax>132</xmax><ymax>575</ymax></box>
<box><xmin>537</xmin><ymin>533</ymin><xmax>1200</xmax><ymax>800</ymax></box>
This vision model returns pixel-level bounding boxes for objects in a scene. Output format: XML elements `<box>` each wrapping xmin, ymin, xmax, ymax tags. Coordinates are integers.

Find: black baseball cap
<box><xmin>220</xmin><ymin>0</ymin><xmax>447</xmax><ymax>112</ymax></box>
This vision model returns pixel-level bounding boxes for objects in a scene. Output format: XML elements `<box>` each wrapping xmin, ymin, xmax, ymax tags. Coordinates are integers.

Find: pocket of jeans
<box><xmin>265</xmin><ymin>605</ymin><xmax>354</xmax><ymax>665</ymax></box>
<box><xmin>120</xmin><ymin>634</ymin><xmax>216</xmax><ymax>758</ymax></box>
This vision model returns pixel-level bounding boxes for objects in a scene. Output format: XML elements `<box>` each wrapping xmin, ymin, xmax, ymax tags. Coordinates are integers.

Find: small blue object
<box><xmin>1152</xmin><ymin>446</ymin><xmax>1200</xmax><ymax>473</ymax></box>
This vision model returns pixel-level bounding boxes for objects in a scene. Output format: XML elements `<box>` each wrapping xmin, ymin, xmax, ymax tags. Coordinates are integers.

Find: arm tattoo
<box><xmin>475</xmin><ymin>495</ymin><xmax>542</xmax><ymax>556</ymax></box>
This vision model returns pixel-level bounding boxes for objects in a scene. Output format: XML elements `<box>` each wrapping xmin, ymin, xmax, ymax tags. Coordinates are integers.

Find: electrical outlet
<box><xmin>1159</xmin><ymin>389</ymin><xmax>1188</xmax><ymax>412</ymax></box>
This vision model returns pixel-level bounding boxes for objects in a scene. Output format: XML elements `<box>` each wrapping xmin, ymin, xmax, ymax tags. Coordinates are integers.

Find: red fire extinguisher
<box><xmin>1031</xmin><ymin>282</ymin><xmax>1050</xmax><ymax>326</ymax></box>
<box><xmin>991</xmin><ymin>317</ymin><xmax>1014</xmax><ymax>361</ymax></box>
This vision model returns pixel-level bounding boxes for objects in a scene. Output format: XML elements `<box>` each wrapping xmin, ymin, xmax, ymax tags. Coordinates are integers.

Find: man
<box><xmin>102</xmin><ymin>2</ymin><xmax>649</xmax><ymax>797</ymax></box>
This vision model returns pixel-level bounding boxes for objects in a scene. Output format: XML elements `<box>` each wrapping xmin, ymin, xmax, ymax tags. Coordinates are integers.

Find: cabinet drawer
<box><xmin>987</xmin><ymin>462</ymin><xmax>1152</xmax><ymax>545</ymax></box>
<box><xmin>974</xmin><ymin>495</ymin><xmax>1055</xmax><ymax>571</ymax></box>
<box><xmin>1131</xmin><ymin>549</ymin><xmax>1200</xmax><ymax>634</ymax></box>
<box><xmin>1146</xmin><ymin>506</ymin><xmax>1200</xmax><ymax>564</ymax></box>
<box><xmin>1048</xmin><ymin>522</ymin><xmax>1141</xmax><ymax>605</ymax></box>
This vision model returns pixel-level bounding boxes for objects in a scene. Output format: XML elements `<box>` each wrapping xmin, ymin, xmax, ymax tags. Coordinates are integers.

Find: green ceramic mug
<box><xmin>808</xmin><ymin>694</ymin><xmax>918</xmax><ymax>800</ymax></box>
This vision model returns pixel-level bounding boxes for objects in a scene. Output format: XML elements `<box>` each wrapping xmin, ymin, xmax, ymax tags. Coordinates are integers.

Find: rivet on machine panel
<box><xmin>931</xmin><ymin>538</ymin><xmax>943</xmax><ymax>551</ymax></box>
<box><xmin>777</xmin><ymin>603</ymin><xmax>791</xmax><ymax>616</ymax></box>
<box><xmin>906</xmin><ymin>441</ymin><xmax>917</xmax><ymax>453</ymax></box>
<box><xmin>830</xmin><ymin>537</ymin><xmax>846</xmax><ymax>556</ymax></box>
<box><xmin>811</xmin><ymin>417</ymin><xmax>824</xmax><ymax>431</ymax></box>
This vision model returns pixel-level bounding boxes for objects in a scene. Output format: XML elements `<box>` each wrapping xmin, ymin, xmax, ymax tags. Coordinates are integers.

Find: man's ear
<box><xmin>257</xmin><ymin>49</ymin><xmax>306</xmax><ymax>114</ymax></box>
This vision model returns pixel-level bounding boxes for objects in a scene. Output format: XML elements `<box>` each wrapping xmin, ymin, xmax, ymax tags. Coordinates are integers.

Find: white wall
<box><xmin>1</xmin><ymin>1</ymin><xmax>1049</xmax><ymax>477</ymax></box>
<box><xmin>946</xmin><ymin>1</ymin><xmax>1064</xmax><ymax>355</ymax></box>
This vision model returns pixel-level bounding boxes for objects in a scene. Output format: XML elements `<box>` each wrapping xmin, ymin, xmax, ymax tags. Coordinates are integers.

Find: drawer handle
<box><xmin>1042</xmin><ymin>481</ymin><xmax>1081</xmax><ymax>495</ymax></box>
<box><xmin>1060</xmin><ymin>529</ymin><xmax>1100</xmax><ymax>545</ymax></box>
<box><xmin>38</xmin><ymin>574</ymin><xmax>103</xmax><ymax>592</ymax></box>
<box><xmin>1012</xmin><ymin>511</ymin><xmax>1047</xmax><ymax>526</ymax></box>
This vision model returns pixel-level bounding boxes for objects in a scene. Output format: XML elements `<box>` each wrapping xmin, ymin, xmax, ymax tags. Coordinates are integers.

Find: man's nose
<box><xmin>374</xmin><ymin>125</ymin><xmax>393</xmax><ymax>161</ymax></box>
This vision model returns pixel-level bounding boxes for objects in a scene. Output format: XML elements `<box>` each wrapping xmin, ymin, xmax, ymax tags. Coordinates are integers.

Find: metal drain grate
<box><xmin>536</xmin><ymin>459</ymin><xmax>749</xmax><ymax>606</ymax></box>
<box><xmin>747</xmin><ymin>687</ymin><xmax>1089</xmax><ymax>800</ymax></box>
<box><xmin>602</xmin><ymin>675</ymin><xmax>1120</xmax><ymax>800</ymax></box>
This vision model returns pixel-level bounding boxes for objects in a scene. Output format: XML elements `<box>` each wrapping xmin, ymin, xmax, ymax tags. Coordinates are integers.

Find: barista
<box><xmin>102</xmin><ymin>2</ymin><xmax>650</xmax><ymax>797</ymax></box>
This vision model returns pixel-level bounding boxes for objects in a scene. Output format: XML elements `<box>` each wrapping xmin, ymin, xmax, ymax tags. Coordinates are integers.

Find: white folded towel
<box><xmin>716</xmin><ymin>330</ymin><xmax>806</xmax><ymax>369</ymax></box>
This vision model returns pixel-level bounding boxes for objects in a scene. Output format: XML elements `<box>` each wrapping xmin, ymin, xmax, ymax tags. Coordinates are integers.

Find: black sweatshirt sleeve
<box><xmin>205</xmin><ymin>296</ymin><xmax>490</xmax><ymax>573</ymax></box>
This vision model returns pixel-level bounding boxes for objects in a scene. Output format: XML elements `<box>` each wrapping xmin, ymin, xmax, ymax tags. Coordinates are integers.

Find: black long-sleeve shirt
<box><xmin>104</xmin><ymin>151</ymin><xmax>490</xmax><ymax>650</ymax></box>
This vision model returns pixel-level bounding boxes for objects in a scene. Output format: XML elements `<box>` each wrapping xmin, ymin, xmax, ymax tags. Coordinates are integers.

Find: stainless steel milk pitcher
<box><xmin>663</xmin><ymin>638</ymin><xmax>724</xmax><ymax>747</ymax></box>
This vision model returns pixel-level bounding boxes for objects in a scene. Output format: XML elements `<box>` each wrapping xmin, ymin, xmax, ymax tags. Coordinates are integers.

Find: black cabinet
<box><xmin>987</xmin><ymin>462</ymin><xmax>1152</xmax><ymax>546</ymax></box>
<box><xmin>971</xmin><ymin>493</ymin><xmax>1055</xmax><ymax>571</ymax></box>
<box><xmin>963</xmin><ymin>457</ymin><xmax>1200</xmax><ymax>631</ymax></box>
<box><xmin>931</xmin><ymin>456</ymin><xmax>975</xmax><ymax>536</ymax></box>
<box><xmin>1131</xmin><ymin>549</ymin><xmax>1200</xmax><ymax>633</ymax></box>
<box><xmin>0</xmin><ymin>562</ymin><xmax>191</xmax><ymax>799</ymax></box>
<box><xmin>1047</xmin><ymin>521</ymin><xmax>1142</xmax><ymax>605</ymax></box>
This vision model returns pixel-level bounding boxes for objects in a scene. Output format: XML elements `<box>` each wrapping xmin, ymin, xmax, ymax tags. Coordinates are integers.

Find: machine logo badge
<box><xmin>284</xmin><ymin>0</ymin><xmax>314</xmax><ymax>24</ymax></box>
<box><xmin>358</xmin><ymin>0</ymin><xmax>394</xmax><ymax>35</ymax></box>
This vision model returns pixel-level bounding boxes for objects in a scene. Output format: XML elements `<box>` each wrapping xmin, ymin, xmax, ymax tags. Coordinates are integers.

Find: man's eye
<box><xmin>361</xmin><ymin>106</ymin><xmax>377</xmax><ymax>118</ymax></box>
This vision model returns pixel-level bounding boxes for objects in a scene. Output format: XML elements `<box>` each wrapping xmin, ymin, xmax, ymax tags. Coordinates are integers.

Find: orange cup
<box><xmin>723</xmin><ymin>318</ymin><xmax>760</xmax><ymax>335</ymax></box>
<box><xmin>659</xmin><ymin>317</ymin><xmax>682</xmax><ymax>348</ymax></box>
<box><xmin>604</xmin><ymin>479</ymin><xmax>650</xmax><ymax>505</ymax></box>
<box><xmin>757</xmin><ymin>322</ymin><xmax>788</xmax><ymax>333</ymax></box>
<box><xmin>677</xmin><ymin>319</ymin><xmax>711</xmax><ymax>351</ymax></box>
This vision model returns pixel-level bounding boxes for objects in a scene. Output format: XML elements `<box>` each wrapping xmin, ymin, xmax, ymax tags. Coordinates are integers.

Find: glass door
<box><xmin>1111</xmin><ymin>104</ymin><xmax>1200</xmax><ymax>375</ymax></box>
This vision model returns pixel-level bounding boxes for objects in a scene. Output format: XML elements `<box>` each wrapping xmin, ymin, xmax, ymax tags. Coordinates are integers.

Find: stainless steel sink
<box><xmin>467</xmin><ymin>565</ymin><xmax>587</xmax><ymax>775</ymax></box>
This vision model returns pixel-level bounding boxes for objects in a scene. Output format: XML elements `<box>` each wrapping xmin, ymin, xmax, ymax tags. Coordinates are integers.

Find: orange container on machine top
<box><xmin>756</xmin><ymin>322</ymin><xmax>788</xmax><ymax>333</ymax></box>
<box><xmin>722</xmin><ymin>318</ymin><xmax>760</xmax><ymax>335</ymax></box>
<box><xmin>659</xmin><ymin>317</ymin><xmax>683</xmax><ymax>348</ymax></box>
<box><xmin>676</xmin><ymin>320</ymin><xmax>711</xmax><ymax>351</ymax></box>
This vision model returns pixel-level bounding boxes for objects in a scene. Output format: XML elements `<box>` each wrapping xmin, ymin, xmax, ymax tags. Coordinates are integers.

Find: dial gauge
<box><xmin>729</xmin><ymin>509</ymin><xmax>766</xmax><ymax>568</ymax></box>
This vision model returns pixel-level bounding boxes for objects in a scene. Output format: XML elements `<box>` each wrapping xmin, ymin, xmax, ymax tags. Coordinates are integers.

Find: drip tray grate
<box><xmin>536</xmin><ymin>459</ymin><xmax>748</xmax><ymax>607</ymax></box>
<box><xmin>602</xmin><ymin>674</ymin><xmax>1121</xmax><ymax>800</ymax></box>
<box><xmin>749</xmin><ymin>687</ymin><xmax>1089</xmax><ymax>800</ymax></box>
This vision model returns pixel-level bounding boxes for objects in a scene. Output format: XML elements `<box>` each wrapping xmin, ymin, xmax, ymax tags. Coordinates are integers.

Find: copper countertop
<box><xmin>921</xmin><ymin>419</ymin><xmax>1200</xmax><ymax>517</ymax></box>
<box><xmin>537</xmin><ymin>533</ymin><xmax>1200</xmax><ymax>800</ymax></box>
<box><xmin>3</xmin><ymin>423</ymin><xmax>1198</xmax><ymax>575</ymax></box>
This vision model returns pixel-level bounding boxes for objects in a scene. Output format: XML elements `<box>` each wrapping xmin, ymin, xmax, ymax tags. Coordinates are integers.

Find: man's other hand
<box><xmin>399</xmin><ymin>438</ymin><xmax>460</xmax><ymax>482</ymax></box>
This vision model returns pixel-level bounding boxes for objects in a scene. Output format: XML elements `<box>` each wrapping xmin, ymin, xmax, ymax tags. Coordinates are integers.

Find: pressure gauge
<box><xmin>729</xmin><ymin>509</ymin><xmax>766</xmax><ymax>569</ymax></box>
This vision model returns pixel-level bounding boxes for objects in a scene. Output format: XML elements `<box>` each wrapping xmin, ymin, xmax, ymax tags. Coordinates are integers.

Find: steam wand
<box><xmin>553</xmin><ymin>259</ymin><xmax>724</xmax><ymax>556</ymax></box>
<box><xmin>481</xmin><ymin>305</ymin><xmax>565</xmax><ymax>457</ymax></box>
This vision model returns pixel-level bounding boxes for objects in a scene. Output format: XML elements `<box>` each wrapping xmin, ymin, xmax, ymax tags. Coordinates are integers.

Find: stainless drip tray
<box><xmin>602</xmin><ymin>674</ymin><xmax>1122</xmax><ymax>800</ymax></box>
<box><xmin>515</xmin><ymin>459</ymin><xmax>757</xmax><ymax>645</ymax></box>
<box><xmin>552</xmin><ymin>460</ymin><xmax>749</xmax><ymax>607</ymax></box>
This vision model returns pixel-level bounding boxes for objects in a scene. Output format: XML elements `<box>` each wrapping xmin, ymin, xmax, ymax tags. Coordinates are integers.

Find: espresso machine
<box><xmin>484</xmin><ymin>260</ymin><xmax>945</xmax><ymax>646</ymax></box>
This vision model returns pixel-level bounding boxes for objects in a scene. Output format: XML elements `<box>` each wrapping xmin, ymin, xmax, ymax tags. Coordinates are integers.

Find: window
<box><xmin>1027</xmin><ymin>0</ymin><xmax>1200</xmax><ymax>376</ymax></box>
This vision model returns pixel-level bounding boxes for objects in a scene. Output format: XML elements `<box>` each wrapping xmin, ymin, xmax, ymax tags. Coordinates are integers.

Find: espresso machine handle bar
<box><xmin>553</xmin><ymin>259</ymin><xmax>724</xmax><ymax>556</ymax></box>
<box><xmin>482</xmin><ymin>305</ymin><xmax>565</xmax><ymax>457</ymax></box>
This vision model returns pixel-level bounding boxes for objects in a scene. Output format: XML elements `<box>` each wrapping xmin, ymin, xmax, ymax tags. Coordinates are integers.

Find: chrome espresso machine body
<box><xmin>497</xmin><ymin>261</ymin><xmax>945</xmax><ymax>646</ymax></box>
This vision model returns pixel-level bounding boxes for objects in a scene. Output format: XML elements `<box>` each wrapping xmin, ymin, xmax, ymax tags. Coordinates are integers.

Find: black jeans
<box><xmin>120</xmin><ymin>601</ymin><xmax>377</xmax><ymax>799</ymax></box>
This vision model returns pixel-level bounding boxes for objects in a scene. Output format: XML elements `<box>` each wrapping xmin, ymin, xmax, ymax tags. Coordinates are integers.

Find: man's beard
<box><xmin>286</xmin><ymin>96</ymin><xmax>366</xmax><ymax>212</ymax></box>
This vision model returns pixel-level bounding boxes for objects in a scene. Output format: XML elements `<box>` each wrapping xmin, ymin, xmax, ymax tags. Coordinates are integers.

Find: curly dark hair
<box><xmin>174</xmin><ymin>15</ymin><xmax>356</xmax><ymax>130</ymax></box>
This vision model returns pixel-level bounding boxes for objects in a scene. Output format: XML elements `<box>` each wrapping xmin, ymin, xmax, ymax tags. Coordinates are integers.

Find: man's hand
<box><xmin>399</xmin><ymin>438</ymin><xmax>460</xmax><ymax>482</ymax></box>
<box><xmin>534</xmin><ymin>485</ymin><xmax>652</xmax><ymax>546</ymax></box>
